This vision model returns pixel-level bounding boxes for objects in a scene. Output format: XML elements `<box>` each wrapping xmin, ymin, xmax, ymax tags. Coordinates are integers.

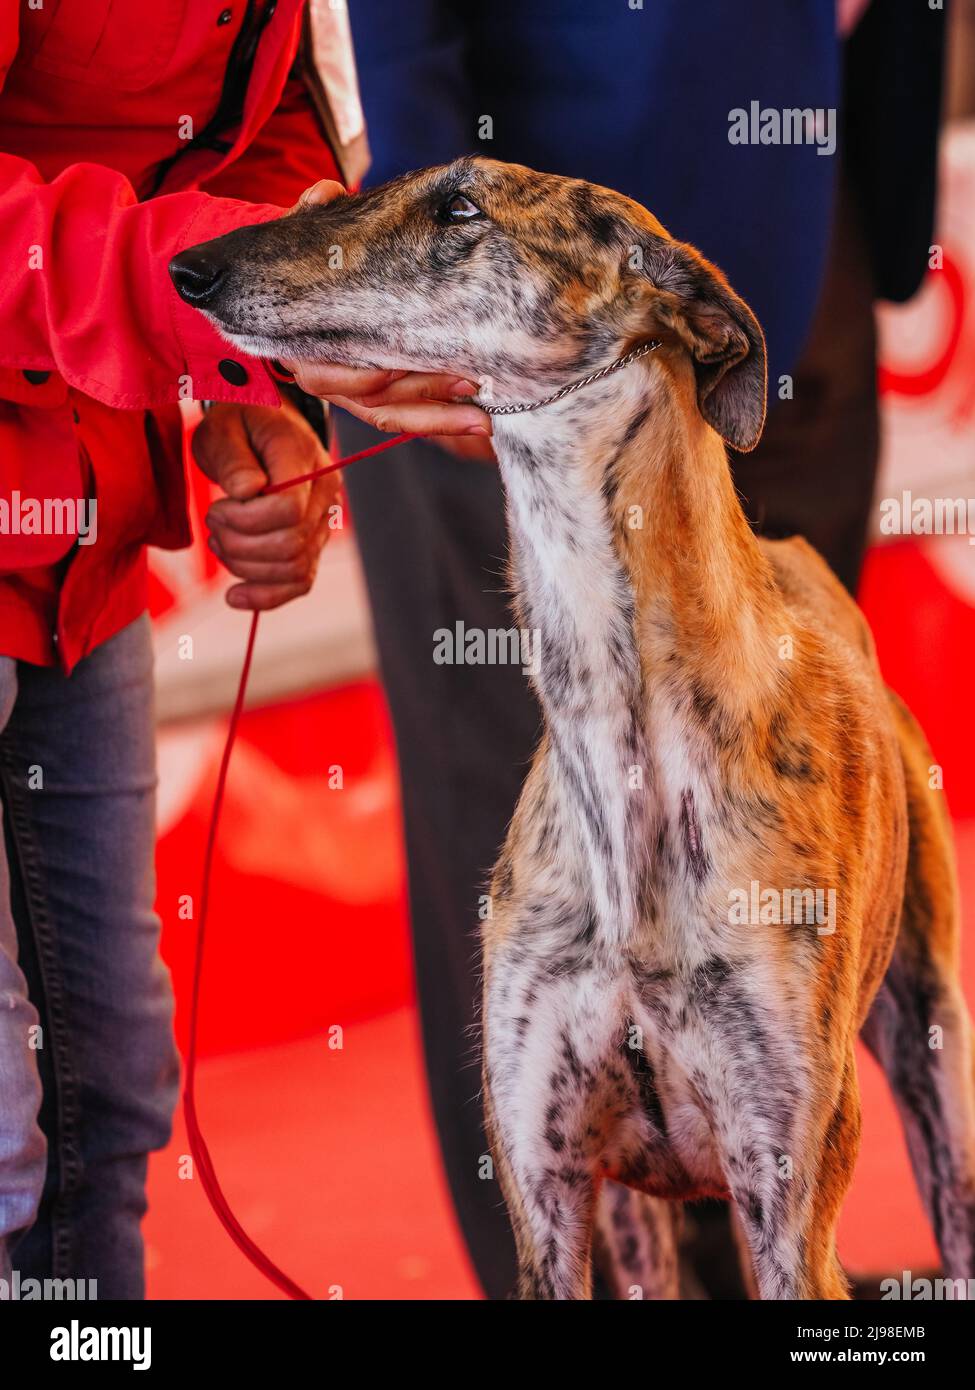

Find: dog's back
<box><xmin>763</xmin><ymin>532</ymin><xmax>960</xmax><ymax>1012</ymax></box>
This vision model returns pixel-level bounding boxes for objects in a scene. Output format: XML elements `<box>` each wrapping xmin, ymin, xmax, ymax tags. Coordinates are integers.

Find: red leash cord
<box><xmin>182</xmin><ymin>431</ymin><xmax>418</xmax><ymax>1300</ymax></box>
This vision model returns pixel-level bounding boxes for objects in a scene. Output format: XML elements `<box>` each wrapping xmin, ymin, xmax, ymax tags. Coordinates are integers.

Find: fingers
<box><xmin>208</xmin><ymin>535</ymin><xmax>314</xmax><ymax>586</ymax></box>
<box><xmin>329</xmin><ymin>392</ymin><xmax>491</xmax><ymax>437</ymax></box>
<box><xmin>222</xmin><ymin>495</ymin><xmax>335</xmax><ymax>609</ymax></box>
<box><xmin>207</xmin><ymin>521</ymin><xmax>314</xmax><ymax>578</ymax></box>
<box><xmin>209</xmin><ymin>462</ymin><xmax>334</xmax><ymax>535</ymax></box>
<box><xmin>208</xmin><ymin>468</ymin><xmax>336</xmax><ymax>553</ymax></box>
<box><xmin>352</xmin><ymin>371</ymin><xmax>481</xmax><ymax>405</ymax></box>
<box><xmin>213</xmin><ymin>501</ymin><xmax>331</xmax><ymax>610</ymax></box>
<box><xmin>279</xmin><ymin>362</ymin><xmax>493</xmax><ymax>437</ymax></box>
<box><xmin>212</xmin><ymin>553</ymin><xmax>311</xmax><ymax>586</ymax></box>
<box><xmin>206</xmin><ymin>489</ymin><xmax>306</xmax><ymax>536</ymax></box>
<box><xmin>283</xmin><ymin>362</ymin><xmax>410</xmax><ymax>398</ymax></box>
<box><xmin>226</xmin><ymin>579</ymin><xmax>315</xmax><ymax>611</ymax></box>
<box><xmin>283</xmin><ymin>361</ymin><xmax>475</xmax><ymax>402</ymax></box>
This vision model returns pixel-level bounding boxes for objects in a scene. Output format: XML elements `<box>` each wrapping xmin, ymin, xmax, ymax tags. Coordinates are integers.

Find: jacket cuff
<box><xmin>168</xmin><ymin>197</ymin><xmax>287</xmax><ymax>407</ymax></box>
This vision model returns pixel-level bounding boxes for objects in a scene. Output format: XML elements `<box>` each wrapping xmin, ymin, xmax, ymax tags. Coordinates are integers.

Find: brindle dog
<box><xmin>171</xmin><ymin>158</ymin><xmax>975</xmax><ymax>1300</ymax></box>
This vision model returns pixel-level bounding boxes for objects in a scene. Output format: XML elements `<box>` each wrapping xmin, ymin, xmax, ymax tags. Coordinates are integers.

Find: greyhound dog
<box><xmin>171</xmin><ymin>157</ymin><xmax>975</xmax><ymax>1300</ymax></box>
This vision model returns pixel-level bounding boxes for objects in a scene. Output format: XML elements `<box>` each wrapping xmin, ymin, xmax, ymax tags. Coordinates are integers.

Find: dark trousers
<box><xmin>342</xmin><ymin>183</ymin><xmax>879</xmax><ymax>1299</ymax></box>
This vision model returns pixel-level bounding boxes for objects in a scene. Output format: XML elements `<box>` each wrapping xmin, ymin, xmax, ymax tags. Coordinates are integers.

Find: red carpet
<box><xmin>144</xmin><ymin>1008</ymin><xmax>481</xmax><ymax>1300</ymax></box>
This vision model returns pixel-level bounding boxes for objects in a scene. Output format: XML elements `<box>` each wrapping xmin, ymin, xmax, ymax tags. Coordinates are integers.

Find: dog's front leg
<box><xmin>482</xmin><ymin>947</ymin><xmax>626</xmax><ymax>1299</ymax></box>
<box><xmin>722</xmin><ymin>1046</ymin><xmax>861</xmax><ymax>1300</ymax></box>
<box><xmin>482</xmin><ymin>1083</ymin><xmax>599</xmax><ymax>1301</ymax></box>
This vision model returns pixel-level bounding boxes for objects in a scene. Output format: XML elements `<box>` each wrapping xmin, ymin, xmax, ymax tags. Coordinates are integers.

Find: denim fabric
<box><xmin>0</xmin><ymin>614</ymin><xmax>178</xmax><ymax>1299</ymax></box>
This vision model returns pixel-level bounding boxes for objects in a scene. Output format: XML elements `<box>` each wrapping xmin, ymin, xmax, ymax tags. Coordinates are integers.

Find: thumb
<box><xmin>193</xmin><ymin>406</ymin><xmax>268</xmax><ymax>500</ymax></box>
<box><xmin>291</xmin><ymin>179</ymin><xmax>346</xmax><ymax>214</ymax></box>
<box><xmin>220</xmin><ymin>450</ymin><xmax>269</xmax><ymax>501</ymax></box>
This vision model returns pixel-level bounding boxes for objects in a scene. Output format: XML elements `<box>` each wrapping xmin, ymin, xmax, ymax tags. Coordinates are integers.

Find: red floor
<box><xmin>143</xmin><ymin>537</ymin><xmax>975</xmax><ymax>1298</ymax></box>
<box><xmin>144</xmin><ymin>1009</ymin><xmax>481</xmax><ymax>1300</ymax></box>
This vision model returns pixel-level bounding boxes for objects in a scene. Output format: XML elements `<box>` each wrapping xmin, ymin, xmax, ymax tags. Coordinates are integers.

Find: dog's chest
<box><xmin>608</xmin><ymin>948</ymin><xmax>790</xmax><ymax>1198</ymax></box>
<box><xmin>539</xmin><ymin>680</ymin><xmax>727</xmax><ymax>965</ymax></box>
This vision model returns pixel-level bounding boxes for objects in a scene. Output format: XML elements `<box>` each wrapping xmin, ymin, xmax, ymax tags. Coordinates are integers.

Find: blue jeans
<box><xmin>0</xmin><ymin>614</ymin><xmax>179</xmax><ymax>1299</ymax></box>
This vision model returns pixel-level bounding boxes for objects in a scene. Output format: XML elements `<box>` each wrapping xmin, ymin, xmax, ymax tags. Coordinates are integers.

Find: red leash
<box><xmin>182</xmin><ymin>431</ymin><xmax>418</xmax><ymax>1300</ymax></box>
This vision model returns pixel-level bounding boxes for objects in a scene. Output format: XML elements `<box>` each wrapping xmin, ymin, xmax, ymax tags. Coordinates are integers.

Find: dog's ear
<box><xmin>631</xmin><ymin>239</ymin><xmax>767</xmax><ymax>452</ymax></box>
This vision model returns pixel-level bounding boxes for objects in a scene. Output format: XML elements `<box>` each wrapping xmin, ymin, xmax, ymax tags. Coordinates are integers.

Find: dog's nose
<box><xmin>168</xmin><ymin>247</ymin><xmax>228</xmax><ymax>306</ymax></box>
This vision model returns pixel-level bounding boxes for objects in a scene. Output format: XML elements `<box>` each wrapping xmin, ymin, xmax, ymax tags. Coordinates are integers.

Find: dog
<box><xmin>171</xmin><ymin>157</ymin><xmax>975</xmax><ymax>1300</ymax></box>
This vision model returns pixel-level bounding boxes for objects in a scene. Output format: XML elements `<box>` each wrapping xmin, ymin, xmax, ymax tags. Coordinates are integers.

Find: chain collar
<box><xmin>479</xmin><ymin>339</ymin><xmax>662</xmax><ymax>417</ymax></box>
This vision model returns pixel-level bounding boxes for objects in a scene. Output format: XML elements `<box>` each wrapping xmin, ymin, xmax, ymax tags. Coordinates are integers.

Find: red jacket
<box><xmin>0</xmin><ymin>0</ymin><xmax>343</xmax><ymax>671</ymax></box>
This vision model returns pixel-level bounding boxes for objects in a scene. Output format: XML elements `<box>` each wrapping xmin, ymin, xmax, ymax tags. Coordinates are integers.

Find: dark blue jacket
<box><xmin>348</xmin><ymin>0</ymin><xmax>838</xmax><ymax>392</ymax></box>
<box><xmin>348</xmin><ymin>0</ymin><xmax>945</xmax><ymax>392</ymax></box>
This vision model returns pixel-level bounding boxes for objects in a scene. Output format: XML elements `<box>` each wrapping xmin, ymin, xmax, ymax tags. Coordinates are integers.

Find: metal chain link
<box><xmin>481</xmin><ymin>338</ymin><xmax>662</xmax><ymax>416</ymax></box>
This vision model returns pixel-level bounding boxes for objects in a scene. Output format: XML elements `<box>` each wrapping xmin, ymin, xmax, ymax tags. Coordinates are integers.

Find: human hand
<box><xmin>192</xmin><ymin>401</ymin><xmax>340</xmax><ymax>610</ymax></box>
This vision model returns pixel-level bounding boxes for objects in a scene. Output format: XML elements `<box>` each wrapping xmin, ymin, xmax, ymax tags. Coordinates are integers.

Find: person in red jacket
<box><xmin>0</xmin><ymin>1</ymin><xmax>488</xmax><ymax>1298</ymax></box>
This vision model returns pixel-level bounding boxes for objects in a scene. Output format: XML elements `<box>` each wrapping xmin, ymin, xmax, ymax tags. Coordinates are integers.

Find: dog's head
<box><xmin>170</xmin><ymin>157</ymin><xmax>766</xmax><ymax>450</ymax></box>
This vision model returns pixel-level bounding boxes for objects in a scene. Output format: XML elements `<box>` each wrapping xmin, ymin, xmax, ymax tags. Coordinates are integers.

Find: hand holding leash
<box><xmin>193</xmin><ymin>401</ymin><xmax>340</xmax><ymax>611</ymax></box>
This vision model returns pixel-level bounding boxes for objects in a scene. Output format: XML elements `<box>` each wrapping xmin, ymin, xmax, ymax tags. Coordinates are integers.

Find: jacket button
<box><xmin>23</xmin><ymin>369</ymin><xmax>51</xmax><ymax>385</ymax></box>
<box><xmin>217</xmin><ymin>7</ymin><xmax>233</xmax><ymax>24</ymax></box>
<box><xmin>266</xmin><ymin>0</ymin><xmax>277</xmax><ymax>16</ymax></box>
<box><xmin>218</xmin><ymin>358</ymin><xmax>248</xmax><ymax>386</ymax></box>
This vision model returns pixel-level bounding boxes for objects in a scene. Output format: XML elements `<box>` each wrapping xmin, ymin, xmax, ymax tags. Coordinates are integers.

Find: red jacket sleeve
<box><xmin>0</xmin><ymin>152</ymin><xmax>287</xmax><ymax>409</ymax></box>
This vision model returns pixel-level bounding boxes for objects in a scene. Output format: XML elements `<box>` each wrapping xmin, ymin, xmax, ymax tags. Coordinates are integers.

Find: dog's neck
<box><xmin>491</xmin><ymin>358</ymin><xmax>784</xmax><ymax>935</ymax></box>
<box><xmin>492</xmin><ymin>357</ymin><xmax>783</xmax><ymax>716</ymax></box>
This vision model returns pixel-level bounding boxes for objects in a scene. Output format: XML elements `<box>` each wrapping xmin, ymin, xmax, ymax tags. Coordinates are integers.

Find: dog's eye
<box><xmin>440</xmin><ymin>194</ymin><xmax>483</xmax><ymax>222</ymax></box>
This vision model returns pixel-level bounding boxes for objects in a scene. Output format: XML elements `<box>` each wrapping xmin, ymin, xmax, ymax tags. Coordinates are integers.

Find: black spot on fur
<box><xmin>569</xmin><ymin>184</ymin><xmax>624</xmax><ymax>248</ymax></box>
<box><xmin>766</xmin><ymin>710</ymin><xmax>822</xmax><ymax>782</ymax></box>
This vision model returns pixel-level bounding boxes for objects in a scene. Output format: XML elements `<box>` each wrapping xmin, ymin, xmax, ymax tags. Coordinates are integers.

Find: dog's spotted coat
<box><xmin>179</xmin><ymin>156</ymin><xmax>975</xmax><ymax>1299</ymax></box>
